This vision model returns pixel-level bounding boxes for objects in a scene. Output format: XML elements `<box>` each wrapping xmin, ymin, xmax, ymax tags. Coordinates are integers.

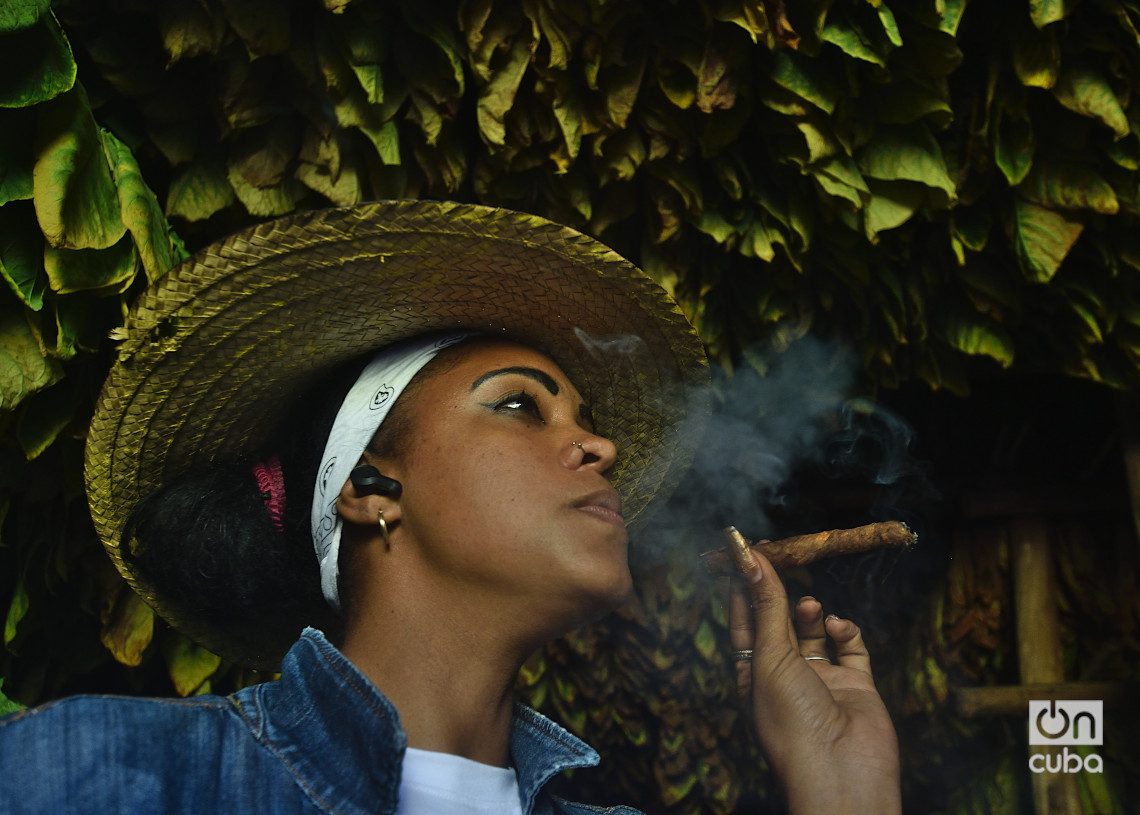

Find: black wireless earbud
<box><xmin>349</xmin><ymin>464</ymin><xmax>403</xmax><ymax>498</ymax></box>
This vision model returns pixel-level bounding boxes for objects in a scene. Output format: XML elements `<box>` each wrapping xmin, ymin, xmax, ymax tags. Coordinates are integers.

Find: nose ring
<box><xmin>571</xmin><ymin>441</ymin><xmax>584</xmax><ymax>450</ymax></box>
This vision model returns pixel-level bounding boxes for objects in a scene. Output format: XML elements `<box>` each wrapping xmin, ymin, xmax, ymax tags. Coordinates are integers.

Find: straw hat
<box><xmin>85</xmin><ymin>200</ymin><xmax>709</xmax><ymax>667</ymax></box>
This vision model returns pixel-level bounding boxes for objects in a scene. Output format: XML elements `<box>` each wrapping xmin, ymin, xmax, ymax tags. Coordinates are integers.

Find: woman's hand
<box><xmin>728</xmin><ymin>537</ymin><xmax>901</xmax><ymax>814</ymax></box>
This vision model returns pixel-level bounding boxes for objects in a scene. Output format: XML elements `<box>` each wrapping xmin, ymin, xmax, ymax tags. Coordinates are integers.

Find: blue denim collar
<box><xmin>232</xmin><ymin>628</ymin><xmax>599</xmax><ymax>815</ymax></box>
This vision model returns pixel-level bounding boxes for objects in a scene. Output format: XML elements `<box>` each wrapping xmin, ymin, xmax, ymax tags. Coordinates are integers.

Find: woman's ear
<box><xmin>349</xmin><ymin>464</ymin><xmax>402</xmax><ymax>498</ymax></box>
<box><xmin>336</xmin><ymin>465</ymin><xmax>404</xmax><ymax>527</ymax></box>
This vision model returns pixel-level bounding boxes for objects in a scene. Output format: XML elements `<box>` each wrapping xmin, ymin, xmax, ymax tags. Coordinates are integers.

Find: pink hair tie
<box><xmin>252</xmin><ymin>455</ymin><xmax>286</xmax><ymax>533</ymax></box>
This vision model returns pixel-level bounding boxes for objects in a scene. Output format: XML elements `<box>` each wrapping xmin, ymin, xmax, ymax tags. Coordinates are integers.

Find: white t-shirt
<box><xmin>396</xmin><ymin>747</ymin><xmax>524</xmax><ymax>815</ymax></box>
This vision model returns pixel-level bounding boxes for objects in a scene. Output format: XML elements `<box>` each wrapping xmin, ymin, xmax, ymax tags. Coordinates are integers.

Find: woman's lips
<box><xmin>574</xmin><ymin>488</ymin><xmax>625</xmax><ymax>526</ymax></box>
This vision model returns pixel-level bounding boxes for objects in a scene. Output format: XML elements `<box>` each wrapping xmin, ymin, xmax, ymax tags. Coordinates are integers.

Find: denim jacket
<box><xmin>0</xmin><ymin>628</ymin><xmax>642</xmax><ymax>815</ymax></box>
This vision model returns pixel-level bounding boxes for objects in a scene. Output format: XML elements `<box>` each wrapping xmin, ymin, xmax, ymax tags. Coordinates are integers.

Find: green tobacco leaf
<box><xmin>1052</xmin><ymin>64</ymin><xmax>1130</xmax><ymax>139</ymax></box>
<box><xmin>404</xmin><ymin>0</ymin><xmax>466</xmax><ymax>99</ymax></box>
<box><xmin>0</xmin><ymin>202</ymin><xmax>46</xmax><ymax>309</ymax></box>
<box><xmin>767</xmin><ymin>49</ymin><xmax>838</xmax><ymax>114</ymax></box>
<box><xmin>1068</xmin><ymin>299</ymin><xmax>1103</xmax><ymax>344</ymax></box>
<box><xmin>521</xmin><ymin>0</ymin><xmax>577</xmax><ymax>71</ymax></box>
<box><xmin>157</xmin><ymin>0</ymin><xmax>226</xmax><ymax>64</ymax></box>
<box><xmin>462</xmin><ymin>0</ymin><xmax>508</xmax><ymax>82</ymax></box>
<box><xmin>351</xmin><ymin>61</ymin><xmax>384</xmax><ymax>106</ymax></box>
<box><xmin>600</xmin><ymin>49</ymin><xmax>646</xmax><ymax>130</ymax></box>
<box><xmin>0</xmin><ymin>295</ymin><xmax>62</xmax><ymax>412</ymax></box>
<box><xmin>994</xmin><ymin>109</ymin><xmax>1034</xmax><ymax>186</ymax></box>
<box><xmin>226</xmin><ymin>165</ymin><xmax>299</xmax><ymax>217</ymax></box>
<box><xmin>821</xmin><ymin>12</ymin><xmax>887</xmax><ymax>67</ymax></box>
<box><xmin>695</xmin><ymin>40</ymin><xmax>735</xmax><ymax>113</ymax></box>
<box><xmin>296</xmin><ymin>160</ymin><xmax>362</xmax><ymax>206</ymax></box>
<box><xmin>864</xmin><ymin>179</ymin><xmax>925</xmax><ymax>240</ymax></box>
<box><xmin>476</xmin><ymin>32</ymin><xmax>533</xmax><ymax>145</ymax></box>
<box><xmin>166</xmin><ymin>160</ymin><xmax>237</xmax><ymax>222</ymax></box>
<box><xmin>695</xmin><ymin>209</ymin><xmax>735</xmax><ymax>244</ymax></box>
<box><xmin>0</xmin><ymin>681</ymin><xmax>24</xmax><ymax>715</ymax></box>
<box><xmin>1106</xmin><ymin>135</ymin><xmax>1139</xmax><ymax>170</ymax></box>
<box><xmin>941</xmin><ymin>310</ymin><xmax>1015</xmax><ymax>367</ymax></box>
<box><xmin>877</xmin><ymin>5</ymin><xmax>903</xmax><ymax>48</ymax></box>
<box><xmin>873</xmin><ymin>77</ymin><xmax>954</xmax><ymax>127</ymax></box>
<box><xmin>357</xmin><ymin>117</ymin><xmax>401</xmax><ymax>166</ymax></box>
<box><xmin>340</xmin><ymin>15</ymin><xmax>389</xmax><ymax>105</ymax></box>
<box><xmin>549</xmin><ymin>75</ymin><xmax>582</xmax><ymax>166</ymax></box>
<box><xmin>15</xmin><ymin>376</ymin><xmax>74</xmax><ymax>459</ymax></box>
<box><xmin>0</xmin><ymin>11</ymin><xmax>76</xmax><ymax>107</ymax></box>
<box><xmin>858</xmin><ymin>127</ymin><xmax>957</xmax><ymax>205</ymax></box>
<box><xmin>100</xmin><ymin>586</ymin><xmax>155</xmax><ymax>667</ymax></box>
<box><xmin>795</xmin><ymin>116</ymin><xmax>842</xmax><ymax>165</ymax></box>
<box><xmin>33</xmin><ymin>85</ymin><xmax>126</xmax><ymax>250</ymax></box>
<box><xmin>1013</xmin><ymin>198</ymin><xmax>1083</xmax><ymax>282</ymax></box>
<box><xmin>103</xmin><ymin>130</ymin><xmax>179</xmax><ymax>282</ymax></box>
<box><xmin>1029</xmin><ymin>0</ymin><xmax>1072</xmax><ymax>28</ymax></box>
<box><xmin>936</xmin><ymin>0</ymin><xmax>968</xmax><ymax>35</ymax></box>
<box><xmin>162</xmin><ymin>632</ymin><xmax>222</xmax><ymax>697</ymax></box>
<box><xmin>656</xmin><ymin>57</ymin><xmax>697</xmax><ymax>110</ymax></box>
<box><xmin>595</xmin><ymin>130</ymin><xmax>646</xmax><ymax>185</ymax></box>
<box><xmin>43</xmin><ymin>231</ymin><xmax>135</xmax><ymax>297</ymax></box>
<box><xmin>52</xmin><ymin>288</ymin><xmax>124</xmax><ymax>358</ymax></box>
<box><xmin>1011</xmin><ymin>22</ymin><xmax>1059</xmax><ymax>88</ymax></box>
<box><xmin>3</xmin><ymin>578</ymin><xmax>28</xmax><ymax>646</ymax></box>
<box><xmin>0</xmin><ymin>0</ymin><xmax>51</xmax><ymax>32</ymax></box>
<box><xmin>951</xmin><ymin>208</ymin><xmax>995</xmax><ymax>255</ymax></box>
<box><xmin>228</xmin><ymin>121</ymin><xmax>301</xmax><ymax>189</ymax></box>
<box><xmin>810</xmin><ymin>156</ymin><xmax>870</xmax><ymax>209</ymax></box>
<box><xmin>740</xmin><ymin>219</ymin><xmax>776</xmax><ymax>261</ymax></box>
<box><xmin>1019</xmin><ymin>160</ymin><xmax>1118</xmax><ymax>214</ymax></box>
<box><xmin>218</xmin><ymin>0</ymin><xmax>291</xmax><ymax>57</ymax></box>
<box><xmin>414</xmin><ymin>133</ymin><xmax>466</xmax><ymax>193</ymax></box>
<box><xmin>958</xmin><ymin>263</ymin><xmax>1021</xmax><ymax>312</ymax></box>
<box><xmin>0</xmin><ymin>109</ymin><xmax>35</xmax><ymax>204</ymax></box>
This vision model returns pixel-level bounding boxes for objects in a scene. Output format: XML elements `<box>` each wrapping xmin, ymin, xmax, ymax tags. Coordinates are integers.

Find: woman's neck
<box><xmin>339</xmin><ymin>588</ymin><xmax>536</xmax><ymax>768</ymax></box>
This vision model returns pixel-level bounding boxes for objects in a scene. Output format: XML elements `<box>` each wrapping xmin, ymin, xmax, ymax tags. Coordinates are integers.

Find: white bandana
<box><xmin>312</xmin><ymin>333</ymin><xmax>473</xmax><ymax>609</ymax></box>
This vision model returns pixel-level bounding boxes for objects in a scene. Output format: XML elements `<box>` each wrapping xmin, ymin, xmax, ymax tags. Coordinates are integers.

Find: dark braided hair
<box><xmin>121</xmin><ymin>356</ymin><xmax>370</xmax><ymax>632</ymax></box>
<box><xmin>120</xmin><ymin>339</ymin><xmax>484</xmax><ymax>635</ymax></box>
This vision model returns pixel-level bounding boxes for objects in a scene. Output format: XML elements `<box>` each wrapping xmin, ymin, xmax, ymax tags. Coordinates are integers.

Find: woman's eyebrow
<box><xmin>470</xmin><ymin>366</ymin><xmax>561</xmax><ymax>395</ymax></box>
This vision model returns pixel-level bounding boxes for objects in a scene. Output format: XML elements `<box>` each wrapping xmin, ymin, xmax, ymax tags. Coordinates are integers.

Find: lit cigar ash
<box><xmin>701</xmin><ymin>521</ymin><xmax>917</xmax><ymax>576</ymax></box>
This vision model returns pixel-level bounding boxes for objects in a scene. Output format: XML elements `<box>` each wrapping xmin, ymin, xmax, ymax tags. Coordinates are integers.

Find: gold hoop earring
<box><xmin>377</xmin><ymin>508</ymin><xmax>391</xmax><ymax>548</ymax></box>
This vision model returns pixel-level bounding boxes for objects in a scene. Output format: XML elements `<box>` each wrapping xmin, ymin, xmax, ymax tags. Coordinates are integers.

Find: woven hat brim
<box><xmin>85</xmin><ymin>200</ymin><xmax>709</xmax><ymax>668</ymax></box>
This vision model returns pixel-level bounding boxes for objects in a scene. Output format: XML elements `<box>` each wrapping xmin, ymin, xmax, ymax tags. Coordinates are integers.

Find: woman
<box><xmin>1</xmin><ymin>201</ymin><xmax>899</xmax><ymax>813</ymax></box>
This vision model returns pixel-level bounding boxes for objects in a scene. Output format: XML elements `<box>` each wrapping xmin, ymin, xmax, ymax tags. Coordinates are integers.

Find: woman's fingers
<box><xmin>727</xmin><ymin>580</ymin><xmax>755</xmax><ymax>698</ymax></box>
<box><xmin>728</xmin><ymin>535</ymin><xmax>796</xmax><ymax>659</ymax></box>
<box><xmin>826</xmin><ymin>614</ymin><xmax>874</xmax><ymax>678</ymax></box>
<box><xmin>793</xmin><ymin>596</ymin><xmax>828</xmax><ymax>661</ymax></box>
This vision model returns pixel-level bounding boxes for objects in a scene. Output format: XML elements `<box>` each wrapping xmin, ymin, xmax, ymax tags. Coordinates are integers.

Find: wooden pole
<box><xmin>1010</xmin><ymin>518</ymin><xmax>1085</xmax><ymax>815</ymax></box>
<box><xmin>1116</xmin><ymin>391</ymin><xmax>1140</xmax><ymax>554</ymax></box>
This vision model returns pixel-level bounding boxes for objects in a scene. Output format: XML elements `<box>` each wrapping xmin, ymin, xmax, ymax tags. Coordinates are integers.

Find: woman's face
<box><xmin>382</xmin><ymin>340</ymin><xmax>632</xmax><ymax>631</ymax></box>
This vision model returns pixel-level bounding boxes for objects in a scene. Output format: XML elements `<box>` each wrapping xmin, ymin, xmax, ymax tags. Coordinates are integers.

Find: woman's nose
<box><xmin>563</xmin><ymin>435</ymin><xmax>618</xmax><ymax>473</ymax></box>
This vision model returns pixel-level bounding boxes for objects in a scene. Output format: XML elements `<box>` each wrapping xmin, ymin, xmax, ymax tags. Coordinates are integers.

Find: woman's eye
<box><xmin>494</xmin><ymin>392</ymin><xmax>544</xmax><ymax>422</ymax></box>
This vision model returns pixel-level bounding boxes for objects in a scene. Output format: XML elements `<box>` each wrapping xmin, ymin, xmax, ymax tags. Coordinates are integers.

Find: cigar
<box><xmin>700</xmin><ymin>521</ymin><xmax>916</xmax><ymax>576</ymax></box>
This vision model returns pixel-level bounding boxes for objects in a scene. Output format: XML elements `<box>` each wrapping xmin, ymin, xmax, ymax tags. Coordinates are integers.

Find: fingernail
<box><xmin>825</xmin><ymin>613</ymin><xmax>840</xmax><ymax>623</ymax></box>
<box><xmin>725</xmin><ymin>526</ymin><xmax>762</xmax><ymax>581</ymax></box>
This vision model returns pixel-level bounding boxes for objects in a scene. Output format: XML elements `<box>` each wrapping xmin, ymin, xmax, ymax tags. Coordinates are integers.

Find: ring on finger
<box><xmin>731</xmin><ymin>649</ymin><xmax>753</xmax><ymax>662</ymax></box>
<box><xmin>803</xmin><ymin>655</ymin><xmax>831</xmax><ymax>663</ymax></box>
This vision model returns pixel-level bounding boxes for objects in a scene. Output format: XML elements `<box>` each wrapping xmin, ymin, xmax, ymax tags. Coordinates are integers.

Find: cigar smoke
<box><xmin>574</xmin><ymin>327</ymin><xmax>652</xmax><ymax>361</ymax></box>
<box><xmin>638</xmin><ymin>335</ymin><xmax>864</xmax><ymax>558</ymax></box>
<box><xmin>572</xmin><ymin>328</ymin><xmax>925</xmax><ymax>570</ymax></box>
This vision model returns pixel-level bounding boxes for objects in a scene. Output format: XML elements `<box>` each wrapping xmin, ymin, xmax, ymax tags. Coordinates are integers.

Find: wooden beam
<box><xmin>1010</xmin><ymin>518</ymin><xmax>1084</xmax><ymax>815</ymax></box>
<box><xmin>955</xmin><ymin>682</ymin><xmax>1132</xmax><ymax>718</ymax></box>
